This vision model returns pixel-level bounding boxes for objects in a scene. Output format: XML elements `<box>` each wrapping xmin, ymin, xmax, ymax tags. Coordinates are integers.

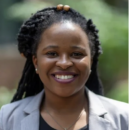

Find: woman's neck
<box><xmin>40</xmin><ymin>87</ymin><xmax>88</xmax><ymax>114</ymax></box>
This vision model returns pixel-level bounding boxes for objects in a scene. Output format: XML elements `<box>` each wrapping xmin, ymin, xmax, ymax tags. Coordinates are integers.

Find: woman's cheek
<box><xmin>38</xmin><ymin>58</ymin><xmax>56</xmax><ymax>75</ymax></box>
<box><xmin>77</xmin><ymin>57</ymin><xmax>91</xmax><ymax>68</ymax></box>
<box><xmin>77</xmin><ymin>58</ymin><xmax>91</xmax><ymax>78</ymax></box>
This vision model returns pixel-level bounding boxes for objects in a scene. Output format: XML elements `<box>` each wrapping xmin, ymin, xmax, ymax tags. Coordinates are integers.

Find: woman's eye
<box><xmin>72</xmin><ymin>52</ymin><xmax>83</xmax><ymax>57</ymax></box>
<box><xmin>46</xmin><ymin>52</ymin><xmax>58</xmax><ymax>57</ymax></box>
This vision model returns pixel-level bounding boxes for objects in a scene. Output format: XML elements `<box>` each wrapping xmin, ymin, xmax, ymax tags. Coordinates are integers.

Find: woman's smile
<box><xmin>51</xmin><ymin>71</ymin><xmax>79</xmax><ymax>84</ymax></box>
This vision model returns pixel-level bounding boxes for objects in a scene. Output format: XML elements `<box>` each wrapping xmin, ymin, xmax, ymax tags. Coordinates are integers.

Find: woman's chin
<box><xmin>53</xmin><ymin>88</ymin><xmax>82</xmax><ymax>98</ymax></box>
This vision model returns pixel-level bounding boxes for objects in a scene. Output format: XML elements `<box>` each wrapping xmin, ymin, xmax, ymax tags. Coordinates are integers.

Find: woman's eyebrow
<box><xmin>71</xmin><ymin>46</ymin><xmax>86</xmax><ymax>51</ymax></box>
<box><xmin>42</xmin><ymin>45</ymin><xmax>59</xmax><ymax>51</ymax></box>
<box><xmin>42</xmin><ymin>45</ymin><xmax>86</xmax><ymax>51</ymax></box>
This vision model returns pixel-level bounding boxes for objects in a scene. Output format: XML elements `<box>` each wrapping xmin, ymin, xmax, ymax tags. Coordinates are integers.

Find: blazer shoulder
<box><xmin>0</xmin><ymin>96</ymin><xmax>34</xmax><ymax>130</ymax></box>
<box><xmin>97</xmin><ymin>95</ymin><xmax>128</xmax><ymax>124</ymax></box>
<box><xmin>97</xmin><ymin>95</ymin><xmax>128</xmax><ymax>112</ymax></box>
<box><xmin>0</xmin><ymin>96</ymin><xmax>34</xmax><ymax>113</ymax></box>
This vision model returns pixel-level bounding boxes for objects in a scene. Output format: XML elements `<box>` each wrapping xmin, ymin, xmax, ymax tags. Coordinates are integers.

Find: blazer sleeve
<box><xmin>0</xmin><ymin>107</ymin><xmax>3</xmax><ymax>130</ymax></box>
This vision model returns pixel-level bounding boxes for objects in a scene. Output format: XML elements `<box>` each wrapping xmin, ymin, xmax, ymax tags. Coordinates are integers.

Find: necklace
<box><xmin>46</xmin><ymin>108</ymin><xmax>85</xmax><ymax>130</ymax></box>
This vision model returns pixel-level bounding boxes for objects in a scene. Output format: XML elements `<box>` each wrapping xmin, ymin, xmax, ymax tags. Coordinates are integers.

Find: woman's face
<box><xmin>33</xmin><ymin>22</ymin><xmax>92</xmax><ymax>97</ymax></box>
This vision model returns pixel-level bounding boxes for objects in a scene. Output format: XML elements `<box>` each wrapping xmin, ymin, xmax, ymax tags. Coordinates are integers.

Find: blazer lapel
<box><xmin>89</xmin><ymin>113</ymin><xmax>113</xmax><ymax>130</ymax></box>
<box><xmin>86</xmin><ymin>88</ymin><xmax>116</xmax><ymax>130</ymax></box>
<box><xmin>21</xmin><ymin>110</ymin><xmax>39</xmax><ymax>130</ymax></box>
<box><xmin>21</xmin><ymin>90</ymin><xmax>44</xmax><ymax>130</ymax></box>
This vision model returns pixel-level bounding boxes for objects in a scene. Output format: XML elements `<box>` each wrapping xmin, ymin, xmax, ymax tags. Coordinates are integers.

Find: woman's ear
<box><xmin>32</xmin><ymin>55</ymin><xmax>39</xmax><ymax>74</ymax></box>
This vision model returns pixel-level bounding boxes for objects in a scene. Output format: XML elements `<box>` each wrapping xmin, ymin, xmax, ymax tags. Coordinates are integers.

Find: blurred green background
<box><xmin>0</xmin><ymin>0</ymin><xmax>128</xmax><ymax>107</ymax></box>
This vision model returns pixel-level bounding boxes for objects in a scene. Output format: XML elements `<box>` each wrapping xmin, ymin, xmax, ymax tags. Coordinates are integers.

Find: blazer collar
<box><xmin>85</xmin><ymin>87</ymin><xmax>107</xmax><ymax>116</ymax></box>
<box><xmin>23</xmin><ymin>88</ymin><xmax>106</xmax><ymax>115</ymax></box>
<box><xmin>21</xmin><ymin>88</ymin><xmax>115</xmax><ymax>130</ymax></box>
<box><xmin>23</xmin><ymin>90</ymin><xmax>44</xmax><ymax>114</ymax></box>
<box><xmin>21</xmin><ymin>90</ymin><xmax>44</xmax><ymax>130</ymax></box>
<box><xmin>85</xmin><ymin>88</ymin><xmax>116</xmax><ymax>130</ymax></box>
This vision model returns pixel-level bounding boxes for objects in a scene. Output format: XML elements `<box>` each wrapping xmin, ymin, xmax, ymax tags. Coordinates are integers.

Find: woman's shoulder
<box><xmin>0</xmin><ymin>90</ymin><xmax>44</xmax><ymax>130</ymax></box>
<box><xmin>0</xmin><ymin>95</ymin><xmax>34</xmax><ymax>113</ymax></box>
<box><xmin>88</xmin><ymin>89</ymin><xmax>128</xmax><ymax>115</ymax></box>
<box><xmin>98</xmin><ymin>94</ymin><xmax>128</xmax><ymax>109</ymax></box>
<box><xmin>0</xmin><ymin>90</ymin><xmax>44</xmax><ymax>114</ymax></box>
<box><xmin>87</xmin><ymin>90</ymin><xmax>128</xmax><ymax>130</ymax></box>
<box><xmin>97</xmin><ymin>94</ymin><xmax>128</xmax><ymax>118</ymax></box>
<box><xmin>0</xmin><ymin>96</ymin><xmax>35</xmax><ymax>130</ymax></box>
<box><xmin>0</xmin><ymin>96</ymin><xmax>33</xmax><ymax>120</ymax></box>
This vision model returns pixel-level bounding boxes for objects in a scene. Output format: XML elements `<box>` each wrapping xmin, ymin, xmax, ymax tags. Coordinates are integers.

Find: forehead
<box><xmin>39</xmin><ymin>22</ymin><xmax>89</xmax><ymax>48</ymax></box>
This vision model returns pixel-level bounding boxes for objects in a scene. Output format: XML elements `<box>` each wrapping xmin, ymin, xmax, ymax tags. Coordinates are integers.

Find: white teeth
<box><xmin>55</xmin><ymin>75</ymin><xmax>74</xmax><ymax>79</ymax></box>
<box><xmin>62</xmin><ymin>75</ymin><xmax>64</xmax><ymax>79</ymax></box>
<box><xmin>65</xmin><ymin>76</ymin><xmax>67</xmax><ymax>79</ymax></box>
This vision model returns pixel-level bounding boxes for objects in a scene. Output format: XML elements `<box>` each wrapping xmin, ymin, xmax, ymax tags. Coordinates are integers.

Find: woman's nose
<box><xmin>56</xmin><ymin>55</ymin><xmax>73</xmax><ymax>69</ymax></box>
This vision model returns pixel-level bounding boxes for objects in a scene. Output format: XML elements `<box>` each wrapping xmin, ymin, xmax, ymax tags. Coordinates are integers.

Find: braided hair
<box><xmin>11</xmin><ymin>6</ymin><xmax>103</xmax><ymax>102</ymax></box>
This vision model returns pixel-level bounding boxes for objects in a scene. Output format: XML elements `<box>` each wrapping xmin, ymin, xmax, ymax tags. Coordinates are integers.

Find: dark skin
<box><xmin>33</xmin><ymin>22</ymin><xmax>92</xmax><ymax>130</ymax></box>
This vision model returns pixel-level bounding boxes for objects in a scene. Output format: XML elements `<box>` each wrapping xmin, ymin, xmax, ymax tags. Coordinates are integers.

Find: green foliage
<box><xmin>6</xmin><ymin>1</ymin><xmax>53</xmax><ymax>20</ymax></box>
<box><xmin>0</xmin><ymin>87</ymin><xmax>16</xmax><ymax>108</ymax></box>
<box><xmin>106</xmin><ymin>80</ymin><xmax>128</xmax><ymax>103</ymax></box>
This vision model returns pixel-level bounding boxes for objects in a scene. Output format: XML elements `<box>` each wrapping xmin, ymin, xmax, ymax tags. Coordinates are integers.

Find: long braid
<box><xmin>11</xmin><ymin>6</ymin><xmax>103</xmax><ymax>102</ymax></box>
<box><xmin>11</xmin><ymin>59</ymin><xmax>43</xmax><ymax>102</ymax></box>
<box><xmin>11</xmin><ymin>8</ymin><xmax>55</xmax><ymax>102</ymax></box>
<box><xmin>85</xmin><ymin>19</ymin><xmax>103</xmax><ymax>95</ymax></box>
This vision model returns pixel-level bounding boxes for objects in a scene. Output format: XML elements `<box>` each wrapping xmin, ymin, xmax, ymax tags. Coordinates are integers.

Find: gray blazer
<box><xmin>0</xmin><ymin>88</ymin><xmax>128</xmax><ymax>130</ymax></box>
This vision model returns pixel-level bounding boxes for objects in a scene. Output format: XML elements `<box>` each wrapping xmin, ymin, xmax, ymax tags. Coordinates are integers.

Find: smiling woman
<box><xmin>0</xmin><ymin>4</ymin><xmax>128</xmax><ymax>130</ymax></box>
<box><xmin>33</xmin><ymin>22</ymin><xmax>91</xmax><ymax>97</ymax></box>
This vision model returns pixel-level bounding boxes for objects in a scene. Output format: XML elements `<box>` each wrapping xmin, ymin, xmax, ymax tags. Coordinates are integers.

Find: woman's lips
<box><xmin>51</xmin><ymin>72</ymin><xmax>78</xmax><ymax>84</ymax></box>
